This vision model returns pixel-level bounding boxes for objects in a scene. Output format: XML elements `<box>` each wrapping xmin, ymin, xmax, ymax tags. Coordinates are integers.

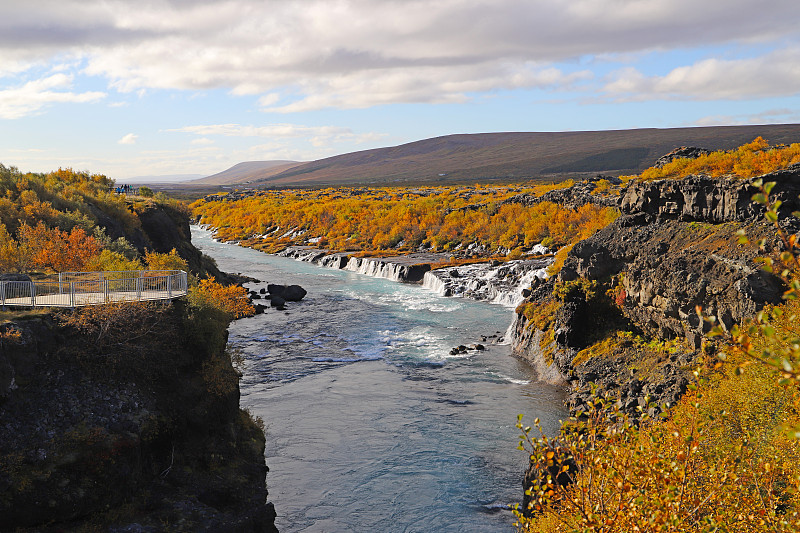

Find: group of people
<box><xmin>112</xmin><ymin>183</ymin><xmax>138</xmax><ymax>195</ymax></box>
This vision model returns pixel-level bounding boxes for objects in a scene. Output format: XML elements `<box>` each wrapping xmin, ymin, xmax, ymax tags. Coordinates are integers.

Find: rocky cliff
<box><xmin>0</xmin><ymin>301</ymin><xmax>277</xmax><ymax>532</ymax></box>
<box><xmin>511</xmin><ymin>167</ymin><xmax>800</xmax><ymax>417</ymax></box>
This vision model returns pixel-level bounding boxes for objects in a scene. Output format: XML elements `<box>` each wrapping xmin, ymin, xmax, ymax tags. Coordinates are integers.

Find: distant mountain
<box><xmin>235</xmin><ymin>124</ymin><xmax>800</xmax><ymax>187</ymax></box>
<box><xmin>190</xmin><ymin>160</ymin><xmax>301</xmax><ymax>185</ymax></box>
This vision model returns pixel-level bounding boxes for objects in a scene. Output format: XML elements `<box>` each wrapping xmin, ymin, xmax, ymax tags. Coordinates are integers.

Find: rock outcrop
<box><xmin>137</xmin><ymin>203</ymin><xmax>235</xmax><ymax>282</ymax></box>
<box><xmin>619</xmin><ymin>166</ymin><xmax>800</xmax><ymax>223</ymax></box>
<box><xmin>503</xmin><ymin>175</ymin><xmax>622</xmax><ymax>210</ymax></box>
<box><xmin>652</xmin><ymin>146</ymin><xmax>710</xmax><ymax>168</ymax></box>
<box><xmin>512</xmin><ymin>166</ymin><xmax>800</xmax><ymax>418</ymax></box>
<box><xmin>0</xmin><ymin>303</ymin><xmax>277</xmax><ymax>532</ymax></box>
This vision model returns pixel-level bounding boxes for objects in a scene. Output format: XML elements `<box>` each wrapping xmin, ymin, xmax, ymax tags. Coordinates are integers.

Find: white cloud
<box><xmin>693</xmin><ymin>108</ymin><xmax>800</xmax><ymax>127</ymax></box>
<box><xmin>190</xmin><ymin>137</ymin><xmax>214</xmax><ymax>145</ymax></box>
<box><xmin>0</xmin><ymin>73</ymin><xmax>105</xmax><ymax>119</ymax></box>
<box><xmin>118</xmin><ymin>132</ymin><xmax>137</xmax><ymax>144</ymax></box>
<box><xmin>2</xmin><ymin>1</ymin><xmax>799</xmax><ymax>111</ymax></box>
<box><xmin>604</xmin><ymin>47</ymin><xmax>800</xmax><ymax>101</ymax></box>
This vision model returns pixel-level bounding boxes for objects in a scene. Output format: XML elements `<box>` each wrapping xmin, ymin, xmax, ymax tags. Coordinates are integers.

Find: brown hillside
<box><xmin>247</xmin><ymin>124</ymin><xmax>800</xmax><ymax>186</ymax></box>
<box><xmin>191</xmin><ymin>160</ymin><xmax>301</xmax><ymax>185</ymax></box>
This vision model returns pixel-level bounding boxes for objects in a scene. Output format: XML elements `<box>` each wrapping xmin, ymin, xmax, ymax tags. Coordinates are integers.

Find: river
<box><xmin>191</xmin><ymin>227</ymin><xmax>566</xmax><ymax>533</ymax></box>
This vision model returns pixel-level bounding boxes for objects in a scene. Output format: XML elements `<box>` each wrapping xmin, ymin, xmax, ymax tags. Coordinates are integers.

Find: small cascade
<box><xmin>276</xmin><ymin>245</ymin><xmax>552</xmax><ymax>305</ymax></box>
<box><xmin>344</xmin><ymin>257</ymin><xmax>406</xmax><ymax>282</ymax></box>
<box><xmin>492</xmin><ymin>265</ymin><xmax>549</xmax><ymax>307</ymax></box>
<box><xmin>421</xmin><ymin>271</ymin><xmax>448</xmax><ymax>296</ymax></box>
<box><xmin>422</xmin><ymin>258</ymin><xmax>553</xmax><ymax>307</ymax></box>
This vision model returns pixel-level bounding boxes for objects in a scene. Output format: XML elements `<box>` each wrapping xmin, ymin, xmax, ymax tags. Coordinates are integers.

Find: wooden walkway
<box><xmin>1</xmin><ymin>270</ymin><xmax>188</xmax><ymax>308</ymax></box>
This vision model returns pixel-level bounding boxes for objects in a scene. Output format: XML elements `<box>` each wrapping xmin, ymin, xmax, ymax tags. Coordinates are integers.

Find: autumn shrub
<box><xmin>192</xmin><ymin>185</ymin><xmax>618</xmax><ymax>256</ymax></box>
<box><xmin>12</xmin><ymin>222</ymin><xmax>100</xmax><ymax>272</ymax></box>
<box><xmin>191</xmin><ymin>277</ymin><xmax>254</xmax><ymax>320</ymax></box>
<box><xmin>516</xmin><ymin>385</ymin><xmax>800</xmax><ymax>532</ymax></box>
<box><xmin>55</xmin><ymin>301</ymin><xmax>174</xmax><ymax>376</ymax></box>
<box><xmin>635</xmin><ymin>137</ymin><xmax>800</xmax><ymax>181</ymax></box>
<box><xmin>86</xmin><ymin>249</ymin><xmax>144</xmax><ymax>272</ymax></box>
<box><xmin>144</xmin><ymin>249</ymin><xmax>189</xmax><ymax>272</ymax></box>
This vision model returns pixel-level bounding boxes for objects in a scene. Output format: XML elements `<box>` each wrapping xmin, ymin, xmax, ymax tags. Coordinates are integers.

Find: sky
<box><xmin>1</xmin><ymin>0</ymin><xmax>799</xmax><ymax>181</ymax></box>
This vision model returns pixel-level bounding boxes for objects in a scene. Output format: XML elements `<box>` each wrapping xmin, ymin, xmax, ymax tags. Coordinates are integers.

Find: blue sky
<box><xmin>1</xmin><ymin>0</ymin><xmax>799</xmax><ymax>180</ymax></box>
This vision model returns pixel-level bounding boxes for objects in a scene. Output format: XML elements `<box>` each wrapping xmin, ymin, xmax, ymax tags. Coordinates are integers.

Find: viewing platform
<box><xmin>0</xmin><ymin>270</ymin><xmax>188</xmax><ymax>309</ymax></box>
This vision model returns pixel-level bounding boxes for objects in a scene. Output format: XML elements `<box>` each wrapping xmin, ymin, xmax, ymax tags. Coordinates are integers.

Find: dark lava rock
<box><xmin>283</xmin><ymin>285</ymin><xmax>307</xmax><ymax>302</ymax></box>
<box><xmin>620</xmin><ymin>171</ymin><xmax>800</xmax><ymax>223</ymax></box>
<box><xmin>653</xmin><ymin>146</ymin><xmax>710</xmax><ymax>168</ymax></box>
<box><xmin>269</xmin><ymin>295</ymin><xmax>286</xmax><ymax>308</ymax></box>
<box><xmin>0</xmin><ymin>310</ymin><xmax>277</xmax><ymax>532</ymax></box>
<box><xmin>267</xmin><ymin>284</ymin><xmax>307</xmax><ymax>301</ymax></box>
<box><xmin>0</xmin><ymin>273</ymin><xmax>32</xmax><ymax>282</ymax></box>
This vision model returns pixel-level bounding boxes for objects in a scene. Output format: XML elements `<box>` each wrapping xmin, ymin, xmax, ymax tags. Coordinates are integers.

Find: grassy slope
<box><xmin>190</xmin><ymin>160</ymin><xmax>302</xmax><ymax>185</ymax></box>
<box><xmin>240</xmin><ymin>124</ymin><xmax>800</xmax><ymax>187</ymax></box>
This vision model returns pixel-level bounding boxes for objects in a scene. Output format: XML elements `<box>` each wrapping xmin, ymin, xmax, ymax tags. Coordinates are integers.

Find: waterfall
<box><xmin>421</xmin><ymin>271</ymin><xmax>448</xmax><ymax>296</ymax></box>
<box><xmin>420</xmin><ymin>259</ymin><xmax>553</xmax><ymax>307</ymax></box>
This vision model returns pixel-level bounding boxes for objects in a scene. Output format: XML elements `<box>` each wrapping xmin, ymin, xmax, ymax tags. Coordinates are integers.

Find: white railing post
<box><xmin>104</xmin><ymin>279</ymin><xmax>109</xmax><ymax>302</ymax></box>
<box><xmin>31</xmin><ymin>281</ymin><xmax>36</xmax><ymax>307</ymax></box>
<box><xmin>1</xmin><ymin>281</ymin><xmax>5</xmax><ymax>310</ymax></box>
<box><xmin>70</xmin><ymin>281</ymin><xmax>75</xmax><ymax>308</ymax></box>
<box><xmin>136</xmin><ymin>273</ymin><xmax>142</xmax><ymax>300</ymax></box>
<box><xmin>168</xmin><ymin>273</ymin><xmax>172</xmax><ymax>298</ymax></box>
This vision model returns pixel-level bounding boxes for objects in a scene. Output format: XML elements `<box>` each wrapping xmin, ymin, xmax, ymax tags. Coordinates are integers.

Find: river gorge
<box><xmin>191</xmin><ymin>227</ymin><xmax>566</xmax><ymax>532</ymax></box>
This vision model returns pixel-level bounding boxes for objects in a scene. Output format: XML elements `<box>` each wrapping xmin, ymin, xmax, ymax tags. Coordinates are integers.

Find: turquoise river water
<box><xmin>192</xmin><ymin>227</ymin><xmax>566</xmax><ymax>533</ymax></box>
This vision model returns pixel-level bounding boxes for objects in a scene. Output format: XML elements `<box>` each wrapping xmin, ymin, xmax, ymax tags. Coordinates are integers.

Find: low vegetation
<box><xmin>0</xmin><ymin>164</ymin><xmax>190</xmax><ymax>274</ymax></box>
<box><xmin>192</xmin><ymin>182</ymin><xmax>618</xmax><ymax>256</ymax></box>
<box><xmin>635</xmin><ymin>137</ymin><xmax>800</xmax><ymax>181</ymax></box>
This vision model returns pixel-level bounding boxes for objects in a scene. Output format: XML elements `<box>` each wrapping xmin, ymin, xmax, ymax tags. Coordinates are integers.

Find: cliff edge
<box><xmin>0</xmin><ymin>300</ymin><xmax>277</xmax><ymax>532</ymax></box>
<box><xmin>511</xmin><ymin>167</ymin><xmax>800</xmax><ymax>417</ymax></box>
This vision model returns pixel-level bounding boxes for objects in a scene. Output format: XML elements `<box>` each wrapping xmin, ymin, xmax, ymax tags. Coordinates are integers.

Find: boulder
<box><xmin>282</xmin><ymin>285</ymin><xmax>307</xmax><ymax>302</ymax></box>
<box><xmin>268</xmin><ymin>284</ymin><xmax>306</xmax><ymax>302</ymax></box>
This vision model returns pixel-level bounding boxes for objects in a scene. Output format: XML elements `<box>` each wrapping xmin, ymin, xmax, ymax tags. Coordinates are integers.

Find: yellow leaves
<box><xmin>144</xmin><ymin>249</ymin><xmax>188</xmax><ymax>272</ymax></box>
<box><xmin>0</xmin><ymin>326</ymin><xmax>22</xmax><ymax>345</ymax></box>
<box><xmin>638</xmin><ymin>138</ymin><xmax>800</xmax><ymax>181</ymax></box>
<box><xmin>85</xmin><ymin>249</ymin><xmax>143</xmax><ymax>272</ymax></box>
<box><xmin>193</xmin><ymin>277</ymin><xmax>254</xmax><ymax>319</ymax></box>
<box><xmin>192</xmin><ymin>185</ymin><xmax>619</xmax><ymax>258</ymax></box>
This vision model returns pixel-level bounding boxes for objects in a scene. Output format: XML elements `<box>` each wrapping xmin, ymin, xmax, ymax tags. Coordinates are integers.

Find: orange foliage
<box><xmin>17</xmin><ymin>222</ymin><xmax>100</xmax><ymax>272</ymax></box>
<box><xmin>636</xmin><ymin>137</ymin><xmax>800</xmax><ymax>181</ymax></box>
<box><xmin>194</xmin><ymin>277</ymin><xmax>255</xmax><ymax>319</ymax></box>
<box><xmin>192</xmin><ymin>184</ymin><xmax>619</xmax><ymax>256</ymax></box>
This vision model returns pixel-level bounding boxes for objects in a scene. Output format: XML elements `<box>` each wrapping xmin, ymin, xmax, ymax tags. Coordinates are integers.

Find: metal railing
<box><xmin>0</xmin><ymin>270</ymin><xmax>188</xmax><ymax>308</ymax></box>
